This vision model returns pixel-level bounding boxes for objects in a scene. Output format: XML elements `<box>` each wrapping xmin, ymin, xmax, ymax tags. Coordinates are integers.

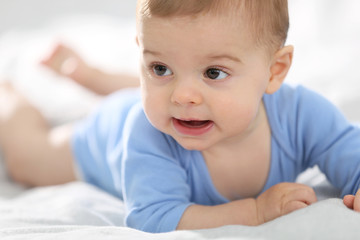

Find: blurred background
<box><xmin>0</xmin><ymin>0</ymin><xmax>136</xmax><ymax>33</ymax></box>
<box><xmin>0</xmin><ymin>0</ymin><xmax>360</xmax><ymax>123</ymax></box>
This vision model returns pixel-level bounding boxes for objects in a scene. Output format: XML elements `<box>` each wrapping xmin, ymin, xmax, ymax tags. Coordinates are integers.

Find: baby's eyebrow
<box><xmin>143</xmin><ymin>49</ymin><xmax>243</xmax><ymax>64</ymax></box>
<box><xmin>143</xmin><ymin>49</ymin><xmax>161</xmax><ymax>56</ymax></box>
<box><xmin>207</xmin><ymin>54</ymin><xmax>243</xmax><ymax>64</ymax></box>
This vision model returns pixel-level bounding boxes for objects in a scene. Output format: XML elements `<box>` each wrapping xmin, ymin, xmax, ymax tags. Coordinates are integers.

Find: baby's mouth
<box><xmin>172</xmin><ymin>118</ymin><xmax>214</xmax><ymax>136</ymax></box>
<box><xmin>177</xmin><ymin>119</ymin><xmax>212</xmax><ymax>128</ymax></box>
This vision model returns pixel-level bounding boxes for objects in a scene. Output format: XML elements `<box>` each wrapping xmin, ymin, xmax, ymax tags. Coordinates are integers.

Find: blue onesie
<box><xmin>72</xmin><ymin>84</ymin><xmax>360</xmax><ymax>233</ymax></box>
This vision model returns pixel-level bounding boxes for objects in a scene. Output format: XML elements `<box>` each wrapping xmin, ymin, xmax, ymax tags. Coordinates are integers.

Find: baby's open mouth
<box><xmin>172</xmin><ymin>118</ymin><xmax>214</xmax><ymax>136</ymax></box>
<box><xmin>178</xmin><ymin>119</ymin><xmax>212</xmax><ymax>128</ymax></box>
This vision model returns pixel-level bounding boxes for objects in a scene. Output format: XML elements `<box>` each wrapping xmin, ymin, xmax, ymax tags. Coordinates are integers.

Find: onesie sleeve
<box><xmin>296</xmin><ymin>87</ymin><xmax>360</xmax><ymax>196</ymax></box>
<box><xmin>121</xmin><ymin>104</ymin><xmax>193</xmax><ymax>233</ymax></box>
<box><xmin>71</xmin><ymin>89</ymin><xmax>140</xmax><ymax>198</ymax></box>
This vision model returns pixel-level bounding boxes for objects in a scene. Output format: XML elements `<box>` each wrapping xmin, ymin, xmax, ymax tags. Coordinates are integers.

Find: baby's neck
<box><xmin>201</xmin><ymin>102</ymin><xmax>272</xmax><ymax>200</ymax></box>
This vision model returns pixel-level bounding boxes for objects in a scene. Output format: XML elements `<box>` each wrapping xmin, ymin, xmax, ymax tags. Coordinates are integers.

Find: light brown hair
<box><xmin>137</xmin><ymin>0</ymin><xmax>289</xmax><ymax>53</ymax></box>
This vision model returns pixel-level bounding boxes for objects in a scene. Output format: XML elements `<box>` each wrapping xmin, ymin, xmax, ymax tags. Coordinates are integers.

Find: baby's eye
<box><xmin>152</xmin><ymin>64</ymin><xmax>173</xmax><ymax>76</ymax></box>
<box><xmin>205</xmin><ymin>68</ymin><xmax>229</xmax><ymax>80</ymax></box>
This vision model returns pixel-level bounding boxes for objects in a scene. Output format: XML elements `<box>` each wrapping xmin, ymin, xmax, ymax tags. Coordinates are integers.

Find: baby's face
<box><xmin>137</xmin><ymin>12</ymin><xmax>273</xmax><ymax>151</ymax></box>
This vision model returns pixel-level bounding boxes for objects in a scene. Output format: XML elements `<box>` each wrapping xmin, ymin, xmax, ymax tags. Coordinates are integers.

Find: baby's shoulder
<box><xmin>264</xmin><ymin>83</ymin><xmax>347</xmax><ymax>143</ymax></box>
<box><xmin>264</xmin><ymin>84</ymin><xmax>335</xmax><ymax>117</ymax></box>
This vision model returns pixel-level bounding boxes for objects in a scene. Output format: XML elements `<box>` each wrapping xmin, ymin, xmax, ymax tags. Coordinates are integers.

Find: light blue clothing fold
<box><xmin>72</xmin><ymin>88</ymin><xmax>141</xmax><ymax>199</ymax></box>
<box><xmin>71</xmin><ymin>84</ymin><xmax>360</xmax><ymax>233</ymax></box>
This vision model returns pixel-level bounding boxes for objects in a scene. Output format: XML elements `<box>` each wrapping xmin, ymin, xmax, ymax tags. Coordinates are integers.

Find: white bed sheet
<box><xmin>0</xmin><ymin>180</ymin><xmax>359</xmax><ymax>240</ymax></box>
<box><xmin>1</xmin><ymin>1</ymin><xmax>360</xmax><ymax>238</ymax></box>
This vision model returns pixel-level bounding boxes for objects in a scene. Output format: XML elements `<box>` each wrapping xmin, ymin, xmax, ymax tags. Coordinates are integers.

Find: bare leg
<box><xmin>0</xmin><ymin>82</ymin><xmax>76</xmax><ymax>186</ymax></box>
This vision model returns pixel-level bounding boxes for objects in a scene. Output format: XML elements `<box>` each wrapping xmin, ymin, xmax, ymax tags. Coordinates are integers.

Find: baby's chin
<box><xmin>171</xmin><ymin>135</ymin><xmax>213</xmax><ymax>152</ymax></box>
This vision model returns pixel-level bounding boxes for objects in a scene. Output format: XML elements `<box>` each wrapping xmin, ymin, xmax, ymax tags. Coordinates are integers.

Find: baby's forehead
<box><xmin>136</xmin><ymin>0</ymin><xmax>246</xmax><ymax>20</ymax></box>
<box><xmin>137</xmin><ymin>14</ymin><xmax>259</xmax><ymax>62</ymax></box>
<box><xmin>136</xmin><ymin>1</ymin><xmax>256</xmax><ymax>43</ymax></box>
<box><xmin>137</xmin><ymin>9</ymin><xmax>253</xmax><ymax>50</ymax></box>
<box><xmin>137</xmin><ymin>0</ymin><xmax>289</xmax><ymax>54</ymax></box>
<box><xmin>137</xmin><ymin>3</ymin><xmax>249</xmax><ymax>35</ymax></box>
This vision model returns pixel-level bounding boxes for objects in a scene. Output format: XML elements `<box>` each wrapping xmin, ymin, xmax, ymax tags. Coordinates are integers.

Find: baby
<box><xmin>1</xmin><ymin>0</ymin><xmax>360</xmax><ymax>233</ymax></box>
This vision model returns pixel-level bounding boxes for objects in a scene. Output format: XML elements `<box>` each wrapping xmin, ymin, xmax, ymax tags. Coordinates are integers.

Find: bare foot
<box><xmin>41</xmin><ymin>43</ymin><xmax>90</xmax><ymax>84</ymax></box>
<box><xmin>40</xmin><ymin>43</ymin><xmax>139</xmax><ymax>95</ymax></box>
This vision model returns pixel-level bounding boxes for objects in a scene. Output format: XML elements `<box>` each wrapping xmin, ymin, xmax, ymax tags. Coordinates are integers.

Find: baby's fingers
<box><xmin>343</xmin><ymin>189</ymin><xmax>360</xmax><ymax>211</ymax></box>
<box><xmin>282</xmin><ymin>186</ymin><xmax>317</xmax><ymax>215</ymax></box>
<box><xmin>354</xmin><ymin>189</ymin><xmax>360</xmax><ymax>212</ymax></box>
<box><xmin>291</xmin><ymin>186</ymin><xmax>317</xmax><ymax>204</ymax></box>
<box><xmin>283</xmin><ymin>201</ymin><xmax>308</xmax><ymax>215</ymax></box>
<box><xmin>343</xmin><ymin>195</ymin><xmax>355</xmax><ymax>209</ymax></box>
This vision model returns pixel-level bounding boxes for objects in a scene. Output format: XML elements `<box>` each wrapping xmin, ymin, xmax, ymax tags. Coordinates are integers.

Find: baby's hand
<box><xmin>255</xmin><ymin>182</ymin><xmax>317</xmax><ymax>224</ymax></box>
<box><xmin>343</xmin><ymin>189</ymin><xmax>360</xmax><ymax>212</ymax></box>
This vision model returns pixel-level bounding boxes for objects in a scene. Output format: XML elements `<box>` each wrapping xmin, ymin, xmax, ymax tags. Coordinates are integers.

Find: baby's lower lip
<box><xmin>172</xmin><ymin>118</ymin><xmax>214</xmax><ymax>136</ymax></box>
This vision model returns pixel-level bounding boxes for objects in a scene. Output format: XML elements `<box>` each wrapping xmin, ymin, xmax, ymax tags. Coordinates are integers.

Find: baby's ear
<box><xmin>266</xmin><ymin>45</ymin><xmax>294</xmax><ymax>94</ymax></box>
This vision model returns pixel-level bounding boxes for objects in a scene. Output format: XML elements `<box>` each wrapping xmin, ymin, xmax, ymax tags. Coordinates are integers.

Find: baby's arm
<box><xmin>177</xmin><ymin>182</ymin><xmax>317</xmax><ymax>230</ymax></box>
<box><xmin>122</xmin><ymin>107</ymin><xmax>317</xmax><ymax>232</ymax></box>
<box><xmin>41</xmin><ymin>43</ymin><xmax>139</xmax><ymax>95</ymax></box>
<box><xmin>343</xmin><ymin>189</ymin><xmax>360</xmax><ymax>212</ymax></box>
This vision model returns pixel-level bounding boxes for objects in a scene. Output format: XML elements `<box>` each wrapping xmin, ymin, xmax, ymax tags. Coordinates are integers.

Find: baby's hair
<box><xmin>137</xmin><ymin>0</ymin><xmax>289</xmax><ymax>53</ymax></box>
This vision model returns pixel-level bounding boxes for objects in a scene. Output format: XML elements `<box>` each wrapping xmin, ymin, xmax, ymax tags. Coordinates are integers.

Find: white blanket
<box><xmin>1</xmin><ymin>1</ymin><xmax>360</xmax><ymax>239</ymax></box>
<box><xmin>0</xmin><ymin>180</ymin><xmax>359</xmax><ymax>239</ymax></box>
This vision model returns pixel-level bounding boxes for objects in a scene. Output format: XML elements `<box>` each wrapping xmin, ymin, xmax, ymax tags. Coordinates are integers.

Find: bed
<box><xmin>1</xmin><ymin>1</ymin><xmax>360</xmax><ymax>239</ymax></box>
